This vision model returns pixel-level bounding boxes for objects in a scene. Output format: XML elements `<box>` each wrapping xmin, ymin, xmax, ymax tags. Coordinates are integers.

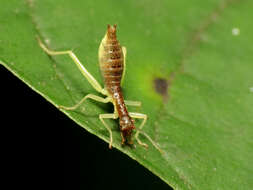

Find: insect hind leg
<box><xmin>37</xmin><ymin>37</ymin><xmax>107</xmax><ymax>95</ymax></box>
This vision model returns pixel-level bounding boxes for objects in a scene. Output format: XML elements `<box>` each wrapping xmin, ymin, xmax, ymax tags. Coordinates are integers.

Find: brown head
<box><xmin>106</xmin><ymin>24</ymin><xmax>117</xmax><ymax>40</ymax></box>
<box><xmin>120</xmin><ymin>115</ymin><xmax>135</xmax><ymax>144</ymax></box>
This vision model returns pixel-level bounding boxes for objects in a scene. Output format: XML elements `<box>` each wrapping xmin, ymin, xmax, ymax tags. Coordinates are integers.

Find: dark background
<box><xmin>0</xmin><ymin>65</ymin><xmax>172</xmax><ymax>190</ymax></box>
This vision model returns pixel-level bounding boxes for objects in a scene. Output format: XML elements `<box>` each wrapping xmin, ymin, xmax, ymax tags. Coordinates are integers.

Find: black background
<box><xmin>0</xmin><ymin>65</ymin><xmax>172</xmax><ymax>190</ymax></box>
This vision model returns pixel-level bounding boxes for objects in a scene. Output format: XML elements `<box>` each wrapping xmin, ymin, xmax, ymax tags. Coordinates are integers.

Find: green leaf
<box><xmin>1</xmin><ymin>0</ymin><xmax>253</xmax><ymax>189</ymax></box>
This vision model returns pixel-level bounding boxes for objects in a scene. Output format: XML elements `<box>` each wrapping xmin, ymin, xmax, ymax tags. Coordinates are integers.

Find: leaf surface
<box><xmin>1</xmin><ymin>0</ymin><xmax>252</xmax><ymax>189</ymax></box>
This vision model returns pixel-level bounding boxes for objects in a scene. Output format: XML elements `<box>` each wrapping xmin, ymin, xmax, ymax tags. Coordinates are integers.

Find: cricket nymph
<box><xmin>99</xmin><ymin>24</ymin><xmax>135</xmax><ymax>144</ymax></box>
<box><xmin>38</xmin><ymin>24</ymin><xmax>162</xmax><ymax>152</ymax></box>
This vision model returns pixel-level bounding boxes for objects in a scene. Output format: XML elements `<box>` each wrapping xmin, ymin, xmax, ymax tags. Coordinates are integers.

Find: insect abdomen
<box><xmin>99</xmin><ymin>24</ymin><xmax>124</xmax><ymax>91</ymax></box>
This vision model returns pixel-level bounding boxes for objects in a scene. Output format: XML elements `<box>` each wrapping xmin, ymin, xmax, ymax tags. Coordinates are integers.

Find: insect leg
<box><xmin>37</xmin><ymin>37</ymin><xmax>108</xmax><ymax>95</ymax></box>
<box><xmin>129</xmin><ymin>112</ymin><xmax>148</xmax><ymax>147</ymax></box>
<box><xmin>125</xmin><ymin>100</ymin><xmax>141</xmax><ymax>107</ymax></box>
<box><xmin>129</xmin><ymin>113</ymin><xmax>163</xmax><ymax>153</ymax></box>
<box><xmin>58</xmin><ymin>94</ymin><xmax>112</xmax><ymax>110</ymax></box>
<box><xmin>99</xmin><ymin>113</ymin><xmax>118</xmax><ymax>149</ymax></box>
<box><xmin>121</xmin><ymin>46</ymin><xmax>127</xmax><ymax>86</ymax></box>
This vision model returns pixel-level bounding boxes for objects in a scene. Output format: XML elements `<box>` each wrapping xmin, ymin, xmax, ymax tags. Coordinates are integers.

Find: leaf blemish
<box><xmin>45</xmin><ymin>38</ymin><xmax>51</xmax><ymax>45</ymax></box>
<box><xmin>232</xmin><ymin>27</ymin><xmax>240</xmax><ymax>36</ymax></box>
<box><xmin>154</xmin><ymin>78</ymin><xmax>169</xmax><ymax>101</ymax></box>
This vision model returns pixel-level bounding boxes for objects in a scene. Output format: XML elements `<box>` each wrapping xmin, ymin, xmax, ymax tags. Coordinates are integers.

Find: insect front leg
<box><xmin>129</xmin><ymin>112</ymin><xmax>148</xmax><ymax>148</ymax></box>
<box><xmin>99</xmin><ymin>113</ymin><xmax>118</xmax><ymax>149</ymax></box>
<box><xmin>129</xmin><ymin>112</ymin><xmax>163</xmax><ymax>153</ymax></box>
<box><xmin>58</xmin><ymin>94</ymin><xmax>112</xmax><ymax>110</ymax></box>
<box><xmin>37</xmin><ymin>37</ymin><xmax>108</xmax><ymax>96</ymax></box>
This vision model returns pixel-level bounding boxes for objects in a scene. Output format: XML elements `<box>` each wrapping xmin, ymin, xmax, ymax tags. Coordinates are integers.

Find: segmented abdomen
<box><xmin>99</xmin><ymin>38</ymin><xmax>124</xmax><ymax>91</ymax></box>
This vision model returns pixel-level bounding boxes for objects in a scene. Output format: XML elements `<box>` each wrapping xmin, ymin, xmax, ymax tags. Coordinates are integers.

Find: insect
<box><xmin>38</xmin><ymin>24</ymin><xmax>162</xmax><ymax>152</ymax></box>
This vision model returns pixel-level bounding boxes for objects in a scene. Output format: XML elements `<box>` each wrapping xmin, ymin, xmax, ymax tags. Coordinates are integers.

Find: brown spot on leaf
<box><xmin>154</xmin><ymin>78</ymin><xmax>169</xmax><ymax>102</ymax></box>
